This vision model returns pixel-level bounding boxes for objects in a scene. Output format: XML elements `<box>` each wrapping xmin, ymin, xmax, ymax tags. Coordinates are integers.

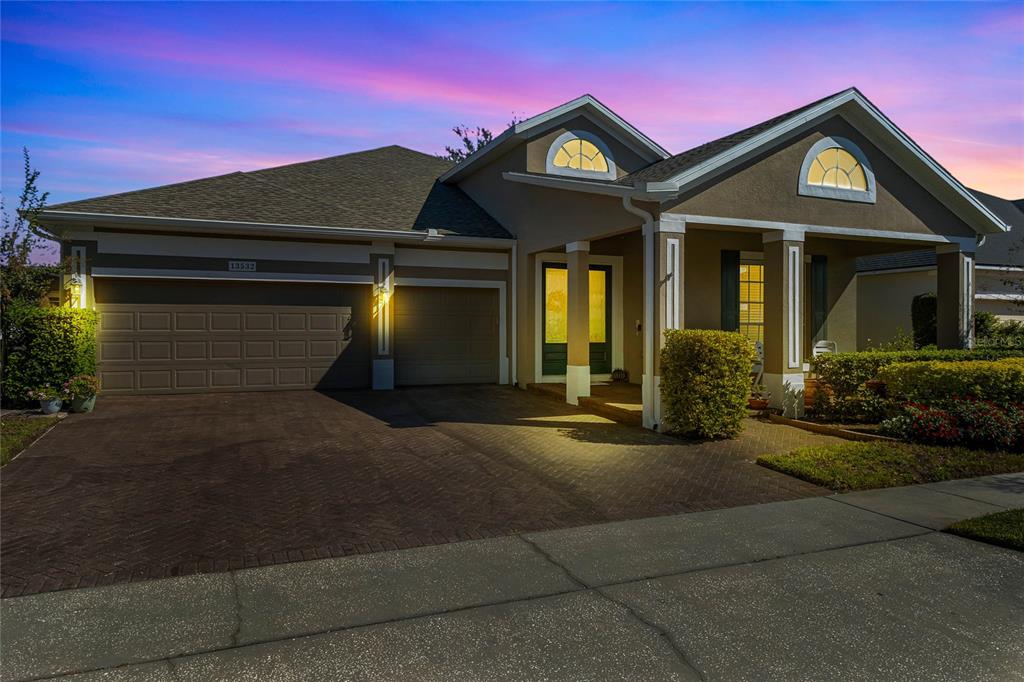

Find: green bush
<box><xmin>811</xmin><ymin>348</ymin><xmax>1024</xmax><ymax>421</ymax></box>
<box><xmin>660</xmin><ymin>329</ymin><xmax>755</xmax><ymax>439</ymax></box>
<box><xmin>877</xmin><ymin>357</ymin><xmax>1024</xmax><ymax>407</ymax></box>
<box><xmin>1</xmin><ymin>302</ymin><xmax>97</xmax><ymax>407</ymax></box>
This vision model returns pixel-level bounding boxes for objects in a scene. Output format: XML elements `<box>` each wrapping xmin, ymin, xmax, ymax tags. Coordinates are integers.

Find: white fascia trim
<box><xmin>503</xmin><ymin>171</ymin><xmax>635</xmax><ymax>198</ymax></box>
<box><xmin>440</xmin><ymin>95</ymin><xmax>669</xmax><ymax>184</ymax></box>
<box><xmin>976</xmin><ymin>293</ymin><xmax>1024</xmax><ymax>302</ymax></box>
<box><xmin>395</xmin><ymin>277</ymin><xmax>509</xmax><ymax>385</ymax></box>
<box><xmin>977</xmin><ymin>264</ymin><xmax>1024</xmax><ymax>272</ymax></box>
<box><xmin>681</xmin><ymin>213</ymin><xmax>976</xmax><ymax>246</ymax></box>
<box><xmin>38</xmin><ymin>210</ymin><xmax>515</xmax><ymax>248</ymax></box>
<box><xmin>659</xmin><ymin>89</ymin><xmax>1007</xmax><ymax>235</ymax></box>
<box><xmin>90</xmin><ymin>268</ymin><xmax>373</xmax><ymax>284</ymax></box>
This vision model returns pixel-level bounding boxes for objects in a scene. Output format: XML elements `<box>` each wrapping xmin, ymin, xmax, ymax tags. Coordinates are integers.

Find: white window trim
<box><xmin>545</xmin><ymin>130</ymin><xmax>617</xmax><ymax>181</ymax></box>
<box><xmin>534</xmin><ymin>253</ymin><xmax>623</xmax><ymax>384</ymax></box>
<box><xmin>798</xmin><ymin>136</ymin><xmax>876</xmax><ymax>204</ymax></box>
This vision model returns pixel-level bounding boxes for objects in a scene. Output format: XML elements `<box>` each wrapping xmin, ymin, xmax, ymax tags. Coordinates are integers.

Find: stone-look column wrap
<box><xmin>642</xmin><ymin>216</ymin><xmax>685</xmax><ymax>430</ymax></box>
<box><xmin>371</xmin><ymin>242</ymin><xmax>396</xmax><ymax>390</ymax></box>
<box><xmin>763</xmin><ymin>232</ymin><xmax>805</xmax><ymax>417</ymax></box>
<box><xmin>936</xmin><ymin>245</ymin><xmax>975</xmax><ymax>349</ymax></box>
<box><xmin>565</xmin><ymin>241</ymin><xmax>590</xmax><ymax>405</ymax></box>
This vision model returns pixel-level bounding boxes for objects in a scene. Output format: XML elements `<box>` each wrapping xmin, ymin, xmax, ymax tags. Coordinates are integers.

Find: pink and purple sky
<box><xmin>2</xmin><ymin>1</ymin><xmax>1022</xmax><ymax>212</ymax></box>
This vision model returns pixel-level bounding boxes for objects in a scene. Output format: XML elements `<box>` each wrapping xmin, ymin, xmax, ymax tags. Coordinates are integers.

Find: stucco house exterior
<box><xmin>35</xmin><ymin>88</ymin><xmax>1010</xmax><ymax>426</ymax></box>
<box><xmin>856</xmin><ymin>190</ymin><xmax>1023</xmax><ymax>347</ymax></box>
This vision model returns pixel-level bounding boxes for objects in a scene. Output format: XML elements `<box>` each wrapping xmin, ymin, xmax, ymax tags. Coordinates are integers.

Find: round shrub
<box><xmin>1</xmin><ymin>302</ymin><xmax>97</xmax><ymax>407</ymax></box>
<box><xmin>660</xmin><ymin>329</ymin><xmax>756</xmax><ymax>439</ymax></box>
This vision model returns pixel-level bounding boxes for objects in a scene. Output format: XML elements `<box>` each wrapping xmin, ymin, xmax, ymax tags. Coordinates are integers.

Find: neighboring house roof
<box><xmin>42</xmin><ymin>146</ymin><xmax>511</xmax><ymax>239</ymax></box>
<box><xmin>857</xmin><ymin>191</ymin><xmax>1024</xmax><ymax>272</ymax></box>
<box><xmin>438</xmin><ymin>94</ymin><xmax>671</xmax><ymax>184</ymax></box>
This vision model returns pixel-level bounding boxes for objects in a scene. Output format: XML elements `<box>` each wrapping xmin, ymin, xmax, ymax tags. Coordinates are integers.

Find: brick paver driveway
<box><xmin>1</xmin><ymin>386</ymin><xmax>835</xmax><ymax>597</ymax></box>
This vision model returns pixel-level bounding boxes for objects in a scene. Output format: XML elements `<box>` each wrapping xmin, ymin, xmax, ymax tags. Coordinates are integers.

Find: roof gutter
<box><xmin>35</xmin><ymin>210</ymin><xmax>516</xmax><ymax>248</ymax></box>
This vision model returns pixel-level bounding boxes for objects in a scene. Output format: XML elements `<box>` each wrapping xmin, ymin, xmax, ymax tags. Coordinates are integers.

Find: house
<box><xmin>857</xmin><ymin>191</ymin><xmax>1023</xmax><ymax>347</ymax></box>
<box><xmin>34</xmin><ymin>88</ymin><xmax>1010</xmax><ymax>425</ymax></box>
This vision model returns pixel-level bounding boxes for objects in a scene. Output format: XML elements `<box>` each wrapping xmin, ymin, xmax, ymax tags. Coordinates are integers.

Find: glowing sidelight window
<box><xmin>739</xmin><ymin>263</ymin><xmax>764</xmax><ymax>344</ymax></box>
<box><xmin>545</xmin><ymin>267</ymin><xmax>568</xmax><ymax>343</ymax></box>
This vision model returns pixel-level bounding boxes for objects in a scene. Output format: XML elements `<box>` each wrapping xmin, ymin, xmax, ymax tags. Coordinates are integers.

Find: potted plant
<box><xmin>748</xmin><ymin>383</ymin><xmax>771</xmax><ymax>411</ymax></box>
<box><xmin>27</xmin><ymin>384</ymin><xmax>67</xmax><ymax>415</ymax></box>
<box><xmin>65</xmin><ymin>375</ymin><xmax>101</xmax><ymax>413</ymax></box>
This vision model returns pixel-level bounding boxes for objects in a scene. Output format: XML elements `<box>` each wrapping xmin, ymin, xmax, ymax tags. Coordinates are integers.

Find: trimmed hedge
<box><xmin>1</xmin><ymin>303</ymin><xmax>97</xmax><ymax>407</ymax></box>
<box><xmin>877</xmin><ymin>357</ymin><xmax>1024</xmax><ymax>407</ymax></box>
<box><xmin>811</xmin><ymin>348</ymin><xmax>1024</xmax><ymax>421</ymax></box>
<box><xmin>660</xmin><ymin>329</ymin><xmax>755</xmax><ymax>439</ymax></box>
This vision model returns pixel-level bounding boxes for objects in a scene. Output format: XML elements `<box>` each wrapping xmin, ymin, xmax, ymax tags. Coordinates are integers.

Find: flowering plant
<box><xmin>64</xmin><ymin>375</ymin><xmax>101</xmax><ymax>399</ymax></box>
<box><xmin>881</xmin><ymin>397</ymin><xmax>1024</xmax><ymax>451</ymax></box>
<box><xmin>26</xmin><ymin>384</ymin><xmax>69</xmax><ymax>403</ymax></box>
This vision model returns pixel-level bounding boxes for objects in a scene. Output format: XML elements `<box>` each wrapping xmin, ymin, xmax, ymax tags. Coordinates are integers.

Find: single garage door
<box><xmin>94</xmin><ymin>279</ymin><xmax>370</xmax><ymax>394</ymax></box>
<box><xmin>394</xmin><ymin>286</ymin><xmax>500</xmax><ymax>385</ymax></box>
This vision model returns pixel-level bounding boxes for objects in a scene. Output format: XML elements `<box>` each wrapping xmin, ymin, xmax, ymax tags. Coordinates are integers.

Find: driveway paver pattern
<box><xmin>1</xmin><ymin>385</ymin><xmax>833</xmax><ymax>597</ymax></box>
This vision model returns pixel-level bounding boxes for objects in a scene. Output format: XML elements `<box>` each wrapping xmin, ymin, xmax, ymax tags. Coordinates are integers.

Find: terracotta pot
<box><xmin>748</xmin><ymin>398</ymin><xmax>770</xmax><ymax>410</ymax></box>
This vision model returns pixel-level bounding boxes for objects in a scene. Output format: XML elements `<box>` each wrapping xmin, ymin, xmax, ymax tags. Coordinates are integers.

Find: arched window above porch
<box><xmin>546</xmin><ymin>130</ymin><xmax>617</xmax><ymax>180</ymax></box>
<box><xmin>798</xmin><ymin>136</ymin><xmax>876</xmax><ymax>204</ymax></box>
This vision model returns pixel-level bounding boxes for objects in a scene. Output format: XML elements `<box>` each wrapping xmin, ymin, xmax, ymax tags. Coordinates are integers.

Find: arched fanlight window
<box><xmin>798</xmin><ymin>136</ymin><xmax>876</xmax><ymax>203</ymax></box>
<box><xmin>545</xmin><ymin>130</ymin><xmax>617</xmax><ymax>180</ymax></box>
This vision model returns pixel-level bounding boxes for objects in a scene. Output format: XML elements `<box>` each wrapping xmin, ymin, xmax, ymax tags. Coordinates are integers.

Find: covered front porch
<box><xmin>522</xmin><ymin>214</ymin><xmax>977</xmax><ymax>428</ymax></box>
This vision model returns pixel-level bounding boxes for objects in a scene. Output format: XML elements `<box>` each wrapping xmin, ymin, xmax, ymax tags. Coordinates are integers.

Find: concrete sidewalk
<box><xmin>2</xmin><ymin>473</ymin><xmax>1022</xmax><ymax>681</ymax></box>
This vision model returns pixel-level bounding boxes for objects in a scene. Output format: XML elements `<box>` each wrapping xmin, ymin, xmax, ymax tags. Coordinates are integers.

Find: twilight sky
<box><xmin>2</xmin><ymin>0</ymin><xmax>1022</xmax><ymax>214</ymax></box>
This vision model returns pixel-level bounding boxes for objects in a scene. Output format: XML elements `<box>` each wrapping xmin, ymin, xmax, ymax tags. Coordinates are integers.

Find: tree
<box><xmin>441</xmin><ymin>114</ymin><xmax>524</xmax><ymax>163</ymax></box>
<box><xmin>1</xmin><ymin>148</ymin><xmax>60</xmax><ymax>306</ymax></box>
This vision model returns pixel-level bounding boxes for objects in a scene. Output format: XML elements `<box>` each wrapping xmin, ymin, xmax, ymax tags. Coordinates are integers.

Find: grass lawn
<box><xmin>947</xmin><ymin>509</ymin><xmax>1024</xmax><ymax>552</ymax></box>
<box><xmin>757</xmin><ymin>441</ymin><xmax>1024</xmax><ymax>492</ymax></box>
<box><xmin>1</xmin><ymin>416</ymin><xmax>58</xmax><ymax>466</ymax></box>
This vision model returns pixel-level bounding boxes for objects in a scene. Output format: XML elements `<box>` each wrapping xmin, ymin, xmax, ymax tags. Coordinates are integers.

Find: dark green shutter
<box><xmin>721</xmin><ymin>250</ymin><xmax>740</xmax><ymax>332</ymax></box>
<box><xmin>811</xmin><ymin>255</ymin><xmax>828</xmax><ymax>342</ymax></box>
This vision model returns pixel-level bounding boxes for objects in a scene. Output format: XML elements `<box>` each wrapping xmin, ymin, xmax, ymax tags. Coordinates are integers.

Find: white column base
<box><xmin>642</xmin><ymin>373</ymin><xmax>661</xmax><ymax>430</ymax></box>
<box><xmin>372</xmin><ymin>359</ymin><xmax>395</xmax><ymax>390</ymax></box>
<box><xmin>499</xmin><ymin>357</ymin><xmax>510</xmax><ymax>385</ymax></box>
<box><xmin>764</xmin><ymin>372</ymin><xmax>805</xmax><ymax>418</ymax></box>
<box><xmin>566</xmin><ymin>364</ymin><xmax>591</xmax><ymax>405</ymax></box>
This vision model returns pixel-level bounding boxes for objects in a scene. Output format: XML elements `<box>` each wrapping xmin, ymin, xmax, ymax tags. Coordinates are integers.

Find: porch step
<box><xmin>578</xmin><ymin>395</ymin><xmax>643</xmax><ymax>427</ymax></box>
<box><xmin>527</xmin><ymin>383</ymin><xmax>643</xmax><ymax>427</ymax></box>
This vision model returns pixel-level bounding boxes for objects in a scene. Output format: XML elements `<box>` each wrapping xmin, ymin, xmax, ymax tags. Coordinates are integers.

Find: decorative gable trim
<box><xmin>439</xmin><ymin>94</ymin><xmax>669</xmax><ymax>184</ymax></box>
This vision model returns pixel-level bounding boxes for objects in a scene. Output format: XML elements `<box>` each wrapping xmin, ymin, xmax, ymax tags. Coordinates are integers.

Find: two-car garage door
<box><xmin>95</xmin><ymin>279</ymin><xmax>500</xmax><ymax>394</ymax></box>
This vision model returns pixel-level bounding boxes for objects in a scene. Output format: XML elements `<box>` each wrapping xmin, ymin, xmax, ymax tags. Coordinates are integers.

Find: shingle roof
<box><xmin>45</xmin><ymin>146</ymin><xmax>510</xmax><ymax>239</ymax></box>
<box><xmin>615</xmin><ymin>90</ymin><xmax>850</xmax><ymax>187</ymax></box>
<box><xmin>857</xmin><ymin>191</ymin><xmax>1024</xmax><ymax>272</ymax></box>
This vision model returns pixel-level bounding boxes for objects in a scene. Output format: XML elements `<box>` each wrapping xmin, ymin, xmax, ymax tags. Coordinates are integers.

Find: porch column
<box><xmin>642</xmin><ymin>215</ymin><xmax>685</xmax><ymax>430</ymax></box>
<box><xmin>936</xmin><ymin>242</ymin><xmax>975</xmax><ymax>349</ymax></box>
<box><xmin>371</xmin><ymin>241</ymin><xmax>395</xmax><ymax>389</ymax></box>
<box><xmin>565</xmin><ymin>241</ymin><xmax>590</xmax><ymax>405</ymax></box>
<box><xmin>763</xmin><ymin>230</ymin><xmax>804</xmax><ymax>417</ymax></box>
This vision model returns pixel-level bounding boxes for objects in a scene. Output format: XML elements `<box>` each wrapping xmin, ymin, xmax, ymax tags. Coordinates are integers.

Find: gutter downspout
<box><xmin>622</xmin><ymin>195</ymin><xmax>658</xmax><ymax>430</ymax></box>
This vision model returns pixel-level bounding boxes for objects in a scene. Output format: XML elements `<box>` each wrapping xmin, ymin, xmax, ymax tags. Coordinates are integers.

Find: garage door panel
<box><xmin>175</xmin><ymin>369</ymin><xmax>208</xmax><ymax>390</ymax></box>
<box><xmin>100</xmin><ymin>341</ymin><xmax>135</xmax><ymax>362</ymax></box>
<box><xmin>174</xmin><ymin>312</ymin><xmax>207</xmax><ymax>331</ymax></box>
<box><xmin>210</xmin><ymin>341</ymin><xmax>242</xmax><ymax>360</ymax></box>
<box><xmin>175</xmin><ymin>341</ymin><xmax>207</xmax><ymax>360</ymax></box>
<box><xmin>138</xmin><ymin>341</ymin><xmax>172</xmax><ymax>361</ymax></box>
<box><xmin>210</xmin><ymin>313</ymin><xmax>241</xmax><ymax>331</ymax></box>
<box><xmin>139</xmin><ymin>370</ymin><xmax>172</xmax><ymax>390</ymax></box>
<box><xmin>96</xmin><ymin>284</ymin><xmax>370</xmax><ymax>394</ymax></box>
<box><xmin>244</xmin><ymin>312</ymin><xmax>275</xmax><ymax>331</ymax></box>
<box><xmin>138</xmin><ymin>312</ymin><xmax>172</xmax><ymax>331</ymax></box>
<box><xmin>395</xmin><ymin>287</ymin><xmax>499</xmax><ymax>386</ymax></box>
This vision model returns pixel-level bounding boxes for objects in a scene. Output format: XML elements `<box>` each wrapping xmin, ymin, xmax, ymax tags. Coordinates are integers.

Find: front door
<box><xmin>542</xmin><ymin>262</ymin><xmax>612</xmax><ymax>376</ymax></box>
